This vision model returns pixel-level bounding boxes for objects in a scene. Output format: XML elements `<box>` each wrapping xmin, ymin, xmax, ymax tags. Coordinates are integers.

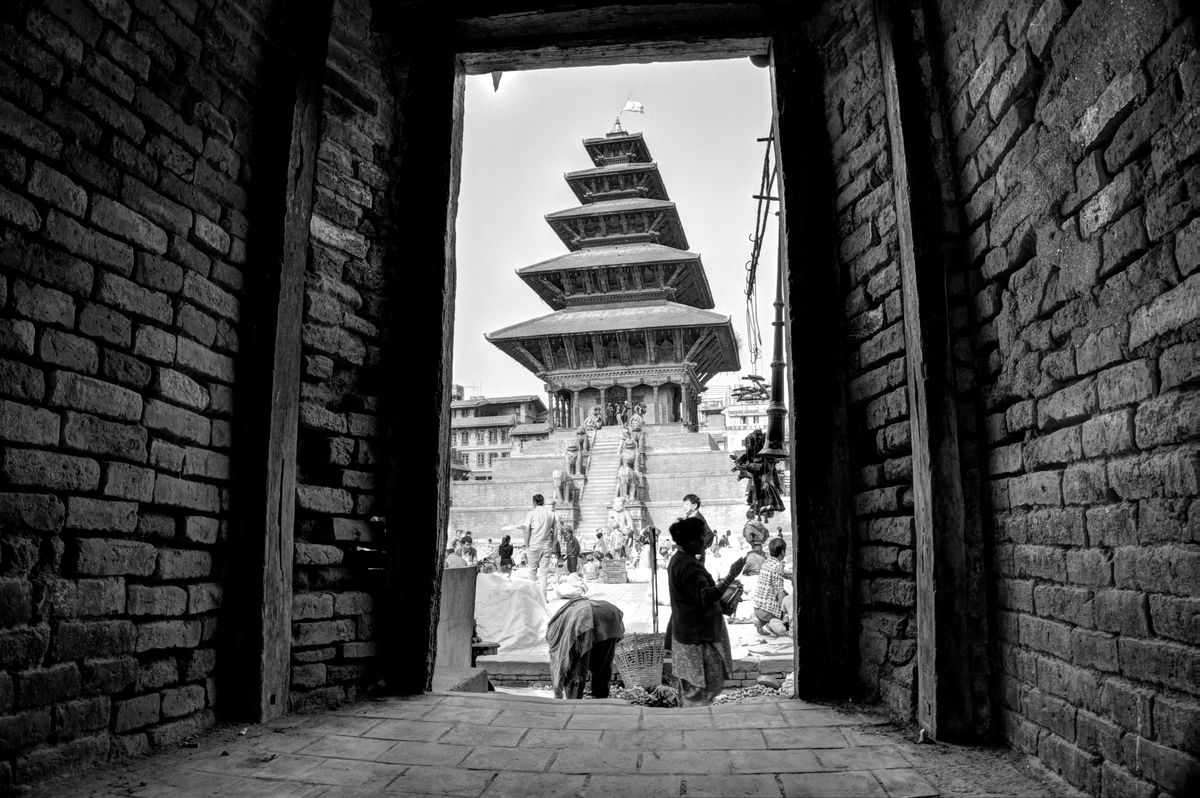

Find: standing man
<box><xmin>679</xmin><ymin>494</ymin><xmax>714</xmax><ymax>564</ymax></box>
<box><xmin>519</xmin><ymin>494</ymin><xmax>558</xmax><ymax>599</ymax></box>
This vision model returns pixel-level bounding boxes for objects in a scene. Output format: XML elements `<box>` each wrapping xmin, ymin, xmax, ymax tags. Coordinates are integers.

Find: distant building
<box><xmin>450</xmin><ymin>391</ymin><xmax>548</xmax><ymax>481</ymax></box>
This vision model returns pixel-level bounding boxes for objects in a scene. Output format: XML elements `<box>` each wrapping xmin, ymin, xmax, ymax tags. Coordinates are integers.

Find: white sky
<box><xmin>452</xmin><ymin>58</ymin><xmax>779</xmax><ymax>401</ymax></box>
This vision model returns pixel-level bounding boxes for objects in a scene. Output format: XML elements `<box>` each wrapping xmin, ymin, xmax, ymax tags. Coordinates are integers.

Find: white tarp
<box><xmin>474</xmin><ymin>573</ymin><xmax>548</xmax><ymax>652</ymax></box>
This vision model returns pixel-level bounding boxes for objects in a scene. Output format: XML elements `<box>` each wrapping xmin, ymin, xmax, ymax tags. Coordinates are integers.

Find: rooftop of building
<box><xmin>485</xmin><ymin>299</ymin><xmax>733</xmax><ymax>339</ymax></box>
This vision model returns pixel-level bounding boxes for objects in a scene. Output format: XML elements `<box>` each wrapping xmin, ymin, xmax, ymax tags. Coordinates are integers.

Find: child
<box><xmin>751</xmin><ymin>538</ymin><xmax>789</xmax><ymax>637</ymax></box>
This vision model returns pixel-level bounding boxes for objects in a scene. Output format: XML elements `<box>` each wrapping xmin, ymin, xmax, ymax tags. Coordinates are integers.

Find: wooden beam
<box><xmin>873</xmin><ymin>0</ymin><xmax>972</xmax><ymax>739</ymax></box>
<box><xmin>374</xmin><ymin>7</ymin><xmax>464</xmax><ymax>693</ymax></box>
<box><xmin>230</xmin><ymin>0</ymin><xmax>332</xmax><ymax>722</ymax></box>
<box><xmin>771</xmin><ymin>30</ymin><xmax>856</xmax><ymax>699</ymax></box>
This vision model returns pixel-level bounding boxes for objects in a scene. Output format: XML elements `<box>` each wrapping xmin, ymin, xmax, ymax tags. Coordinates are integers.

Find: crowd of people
<box><xmin>450</xmin><ymin>491</ymin><xmax>792</xmax><ymax>705</ymax></box>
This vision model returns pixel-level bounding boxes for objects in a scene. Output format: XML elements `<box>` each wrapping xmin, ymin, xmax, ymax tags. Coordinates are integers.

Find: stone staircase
<box><xmin>576</xmin><ymin>429</ymin><xmax>620</xmax><ymax>535</ymax></box>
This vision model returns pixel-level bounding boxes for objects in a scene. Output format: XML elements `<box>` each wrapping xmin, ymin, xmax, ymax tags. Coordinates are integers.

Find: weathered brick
<box><xmin>102</xmin><ymin>350</ymin><xmax>152</xmax><ymax>389</ymax></box>
<box><xmin>1014</xmin><ymin>545</ymin><xmax>1066</xmax><ymax>581</ymax></box>
<box><xmin>113</xmin><ymin>693</ymin><xmax>159</xmax><ymax>732</ymax></box>
<box><xmin>155</xmin><ymin>548</ymin><xmax>212</xmax><ymax>580</ymax></box>
<box><xmin>152</xmin><ymin>474</ymin><xmax>219</xmax><ymax>512</ymax></box>
<box><xmin>1062</xmin><ymin>462</ymin><xmax>1107</xmax><ymax>505</ymax></box>
<box><xmin>0</xmin><ymin>400</ymin><xmax>60</xmax><ymax>446</ymax></box>
<box><xmin>1010</xmin><ymin>470</ymin><xmax>1062</xmax><ymax>506</ymax></box>
<box><xmin>126</xmin><ymin>585</ymin><xmax>186</xmax><ymax>616</ymax></box>
<box><xmin>1066</xmin><ymin>549</ymin><xmax>1113</xmax><ymax>587</ymax></box>
<box><xmin>39</xmin><ymin>329</ymin><xmax>98</xmax><ymax>374</ymax></box>
<box><xmin>1071</xmin><ymin>69</ymin><xmax>1147</xmax><ymax>151</ymax></box>
<box><xmin>97</xmin><ymin>270</ymin><xmax>171</xmax><ymax>323</ymax></box>
<box><xmin>82</xmin><ymin>665</ymin><xmax>137</xmax><ymax>715</ymax></box>
<box><xmin>0</xmin><ymin>708</ymin><xmax>52</xmax><ymax>750</ymax></box>
<box><xmin>331</xmin><ymin>591</ymin><xmax>373</xmax><ymax>616</ymax></box>
<box><xmin>0</xmin><ymin>494</ymin><xmax>64</xmax><ymax>533</ymax></box>
<box><xmin>143</xmin><ymin>398</ymin><xmax>211</xmax><ymax>446</ymax></box>
<box><xmin>1117</xmin><ymin>637</ymin><xmax>1199</xmax><ymax>695</ymax></box>
<box><xmin>50</xmin><ymin>620</ymin><xmax>135</xmax><ymax>660</ymax></box>
<box><xmin>135</xmin><ymin>657</ymin><xmax>177</xmax><ymax>692</ymax></box>
<box><xmin>181</xmin><ymin>447</ymin><xmax>229</xmax><ymax>480</ymax></box>
<box><xmin>45</xmin><ymin>210</ymin><xmax>134</xmax><ymax>275</ymax></box>
<box><xmin>1135</xmin><ymin>391</ymin><xmax>1200</xmax><ymax>449</ymax></box>
<box><xmin>160</xmin><ymin>684</ymin><xmax>205</xmax><ymax>718</ymax></box>
<box><xmin>1037</xmin><ymin>379</ymin><xmax>1096</xmax><ymax>429</ymax></box>
<box><xmin>1149</xmin><ymin>594</ymin><xmax>1200</xmax><ymax>645</ymax></box>
<box><xmin>48</xmin><ymin>371</ymin><xmax>142</xmax><ymax>421</ymax></box>
<box><xmin>186</xmin><ymin>583</ymin><xmax>221</xmax><ymax>615</ymax></box>
<box><xmin>1096</xmin><ymin>360</ymin><xmax>1155</xmax><ymax>411</ymax></box>
<box><xmin>293</xmin><ymin>619</ymin><xmax>355</xmax><ymax>647</ymax></box>
<box><xmin>62</xmin><ymin>411</ymin><xmax>148</xmax><ymax>462</ymax></box>
<box><xmin>1109</xmin><ymin>448</ymin><xmax>1200</xmax><ymax>499</ymax></box>
<box><xmin>78</xmin><ymin>302</ymin><xmax>131</xmax><ymax>347</ymax></box>
<box><xmin>182</xmin><ymin>516</ymin><xmax>217</xmax><ymax>544</ymax></box>
<box><xmin>0</xmin><ymin>96</ymin><xmax>63</xmax><ymax>157</ymax></box>
<box><xmin>66</xmin><ymin>497</ymin><xmax>137</xmax><ymax>532</ymax></box>
<box><xmin>1027</xmin><ymin>508</ymin><xmax>1085</xmax><ymax>546</ymax></box>
<box><xmin>12</xmin><ymin>243</ymin><xmax>94</xmax><ymax>298</ymax></box>
<box><xmin>1093</xmin><ymin>589</ymin><xmax>1149</xmax><ymax>637</ymax></box>
<box><xmin>1024</xmin><ymin>426</ymin><xmax>1082</xmax><ymax>468</ymax></box>
<box><xmin>100</xmin><ymin>462</ymin><xmax>154</xmax><ymax>502</ymax></box>
<box><xmin>176</xmin><ymin>336</ymin><xmax>234</xmax><ymax>382</ymax></box>
<box><xmin>0</xmin><ymin>579</ymin><xmax>32</xmax><ymax>627</ymax></box>
<box><xmin>43</xmin><ymin>578</ymin><xmax>125</xmax><ymax>618</ymax></box>
<box><xmin>1</xmin><ymin>449</ymin><xmax>99</xmax><ymax>492</ymax></box>
<box><xmin>72</xmin><ymin>538</ymin><xmax>155</xmax><ymax>577</ymax></box>
<box><xmin>15</xmin><ymin>663</ymin><xmax>80</xmax><ymax>708</ymax></box>
<box><xmin>154</xmin><ymin>367</ymin><xmax>208</xmax><ymax>411</ymax></box>
<box><xmin>132</xmin><ymin>325</ymin><xmax>176</xmax><ymax>364</ymax></box>
<box><xmin>1130</xmin><ymin>272</ymin><xmax>1200</xmax><ymax>350</ymax></box>
<box><xmin>54</xmin><ymin>695</ymin><xmax>109</xmax><ymax>739</ymax></box>
<box><xmin>135</xmin><ymin>619</ymin><xmax>201</xmax><ymax>652</ymax></box>
<box><xmin>0</xmin><ymin>320</ymin><xmax>36</xmax><ymax>357</ymax></box>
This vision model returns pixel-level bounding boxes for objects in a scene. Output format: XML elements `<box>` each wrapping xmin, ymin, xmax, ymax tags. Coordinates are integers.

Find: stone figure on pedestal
<box><xmin>564</xmin><ymin>439</ymin><xmax>581</xmax><ymax>476</ymax></box>
<box><xmin>552</xmin><ymin>469</ymin><xmax>573</xmax><ymax>505</ymax></box>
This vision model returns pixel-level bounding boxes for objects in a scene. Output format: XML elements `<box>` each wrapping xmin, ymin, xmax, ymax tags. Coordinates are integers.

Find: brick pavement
<box><xmin>33</xmin><ymin>691</ymin><xmax>1079</xmax><ymax>797</ymax></box>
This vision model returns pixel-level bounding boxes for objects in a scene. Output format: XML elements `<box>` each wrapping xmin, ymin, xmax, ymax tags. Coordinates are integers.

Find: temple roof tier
<box><xmin>582</xmin><ymin>131</ymin><xmax>651</xmax><ymax>166</ymax></box>
<box><xmin>545</xmin><ymin>198</ymin><xmax>687</xmax><ymax>251</ymax></box>
<box><xmin>564</xmin><ymin>162</ymin><xmax>668</xmax><ymax>203</ymax></box>
<box><xmin>516</xmin><ymin>243</ymin><xmax>714</xmax><ymax>310</ymax></box>
<box><xmin>486</xmin><ymin>300</ymin><xmax>740</xmax><ymax>385</ymax></box>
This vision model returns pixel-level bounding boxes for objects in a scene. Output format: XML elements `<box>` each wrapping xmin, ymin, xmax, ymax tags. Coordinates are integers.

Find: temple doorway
<box><xmin>442</xmin><ymin>56</ymin><xmax>801</xmax><ymax>702</ymax></box>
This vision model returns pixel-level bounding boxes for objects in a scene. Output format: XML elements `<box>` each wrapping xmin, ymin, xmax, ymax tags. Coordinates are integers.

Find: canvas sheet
<box><xmin>474</xmin><ymin>573</ymin><xmax>549</xmax><ymax>652</ymax></box>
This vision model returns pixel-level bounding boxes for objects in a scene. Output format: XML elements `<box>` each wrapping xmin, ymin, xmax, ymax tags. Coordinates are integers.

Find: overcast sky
<box><xmin>452</xmin><ymin>58</ymin><xmax>779</xmax><ymax>401</ymax></box>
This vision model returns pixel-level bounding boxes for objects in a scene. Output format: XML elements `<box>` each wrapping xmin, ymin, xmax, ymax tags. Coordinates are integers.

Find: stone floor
<box><xmin>34</xmin><ymin>691</ymin><xmax>1082</xmax><ymax>797</ymax></box>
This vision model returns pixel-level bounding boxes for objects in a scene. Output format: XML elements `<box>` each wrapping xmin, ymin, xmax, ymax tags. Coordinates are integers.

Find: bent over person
<box><xmin>547</xmin><ymin>597</ymin><xmax>625</xmax><ymax>699</ymax></box>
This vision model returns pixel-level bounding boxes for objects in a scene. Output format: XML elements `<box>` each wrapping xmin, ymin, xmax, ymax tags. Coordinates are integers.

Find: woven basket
<box><xmin>601</xmin><ymin>560</ymin><xmax>627</xmax><ymax>584</ymax></box>
<box><xmin>614</xmin><ymin>632</ymin><xmax>665</xmax><ymax>690</ymax></box>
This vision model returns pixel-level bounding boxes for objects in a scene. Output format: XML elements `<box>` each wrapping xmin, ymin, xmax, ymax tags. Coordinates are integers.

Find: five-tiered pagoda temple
<box><xmin>486</xmin><ymin>125</ymin><xmax>740</xmax><ymax>428</ymax></box>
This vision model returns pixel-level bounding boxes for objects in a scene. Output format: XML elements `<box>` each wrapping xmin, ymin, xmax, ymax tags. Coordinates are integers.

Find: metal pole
<box><xmin>647</xmin><ymin>526</ymin><xmax>659</xmax><ymax>634</ymax></box>
<box><xmin>758</xmin><ymin>182</ymin><xmax>788</xmax><ymax>459</ymax></box>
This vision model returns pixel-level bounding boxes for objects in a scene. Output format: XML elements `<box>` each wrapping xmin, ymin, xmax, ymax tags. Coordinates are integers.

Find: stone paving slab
<box><xmin>33</xmin><ymin>691</ymin><xmax>1082</xmax><ymax>798</ymax></box>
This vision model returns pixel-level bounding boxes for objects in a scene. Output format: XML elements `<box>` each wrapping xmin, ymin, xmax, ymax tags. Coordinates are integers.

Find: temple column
<box><xmin>681</xmin><ymin>383</ymin><xmax>691</xmax><ymax>425</ymax></box>
<box><xmin>651</xmin><ymin>385</ymin><xmax>660</xmax><ymax>424</ymax></box>
<box><xmin>598</xmin><ymin>386</ymin><xmax>606</xmax><ymax>424</ymax></box>
<box><xmin>571</xmin><ymin>389</ymin><xmax>580</xmax><ymax>427</ymax></box>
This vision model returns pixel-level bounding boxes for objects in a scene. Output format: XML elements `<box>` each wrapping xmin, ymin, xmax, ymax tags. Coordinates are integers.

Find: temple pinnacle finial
<box><xmin>609</xmin><ymin>117</ymin><xmax>625</xmax><ymax>136</ymax></box>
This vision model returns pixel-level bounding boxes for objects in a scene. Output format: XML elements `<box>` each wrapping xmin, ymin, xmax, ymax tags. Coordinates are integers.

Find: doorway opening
<box><xmin>439</xmin><ymin>55</ymin><xmax>800</xmax><ymax>702</ymax></box>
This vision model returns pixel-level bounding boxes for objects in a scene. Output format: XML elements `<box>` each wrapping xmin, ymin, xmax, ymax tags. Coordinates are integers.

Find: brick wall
<box><xmin>289</xmin><ymin>0</ymin><xmax>394</xmax><ymax>712</ymax></box>
<box><xmin>932</xmin><ymin>0</ymin><xmax>1200</xmax><ymax>793</ymax></box>
<box><xmin>0</xmin><ymin>0</ymin><xmax>277</xmax><ymax>787</ymax></box>
<box><xmin>806</xmin><ymin>0</ymin><xmax>919</xmax><ymax>721</ymax></box>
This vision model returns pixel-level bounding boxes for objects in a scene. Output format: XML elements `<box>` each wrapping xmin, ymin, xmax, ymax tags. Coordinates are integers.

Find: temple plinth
<box><xmin>486</xmin><ymin>129</ymin><xmax>740</xmax><ymax>430</ymax></box>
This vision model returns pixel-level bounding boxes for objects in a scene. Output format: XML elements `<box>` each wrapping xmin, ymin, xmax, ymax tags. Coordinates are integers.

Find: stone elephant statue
<box><xmin>552</xmin><ymin>469</ymin><xmax>573</xmax><ymax>505</ymax></box>
<box><xmin>614</xmin><ymin>464</ymin><xmax>639</xmax><ymax>500</ymax></box>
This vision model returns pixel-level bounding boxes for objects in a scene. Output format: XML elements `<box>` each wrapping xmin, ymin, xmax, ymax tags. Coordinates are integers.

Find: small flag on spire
<box><xmin>622</xmin><ymin>100</ymin><xmax>645</xmax><ymax>114</ymax></box>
